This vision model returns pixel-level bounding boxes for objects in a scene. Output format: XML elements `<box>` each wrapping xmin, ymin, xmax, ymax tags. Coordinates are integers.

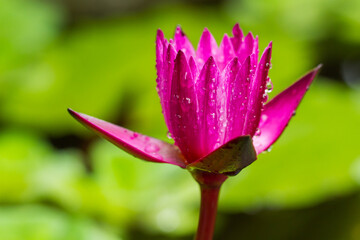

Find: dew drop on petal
<box><xmin>145</xmin><ymin>143</ymin><xmax>160</xmax><ymax>153</ymax></box>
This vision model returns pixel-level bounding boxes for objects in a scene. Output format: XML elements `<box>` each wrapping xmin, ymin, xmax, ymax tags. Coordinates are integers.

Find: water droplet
<box><xmin>167</xmin><ymin>131</ymin><xmax>173</xmax><ymax>139</ymax></box>
<box><xmin>265</xmin><ymin>62</ymin><xmax>270</xmax><ymax>68</ymax></box>
<box><xmin>130</xmin><ymin>132</ymin><xmax>139</xmax><ymax>139</ymax></box>
<box><xmin>266</xmin><ymin>145</ymin><xmax>273</xmax><ymax>152</ymax></box>
<box><xmin>292</xmin><ymin>111</ymin><xmax>296</xmax><ymax>116</ymax></box>
<box><xmin>255</xmin><ymin>128</ymin><xmax>261</xmax><ymax>136</ymax></box>
<box><xmin>261</xmin><ymin>114</ymin><xmax>268</xmax><ymax>122</ymax></box>
<box><xmin>145</xmin><ymin>143</ymin><xmax>160</xmax><ymax>153</ymax></box>
<box><xmin>265</xmin><ymin>79</ymin><xmax>273</xmax><ymax>93</ymax></box>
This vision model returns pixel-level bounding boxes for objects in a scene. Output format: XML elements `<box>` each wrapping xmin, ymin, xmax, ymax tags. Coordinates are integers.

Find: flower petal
<box><xmin>230</xmin><ymin>23</ymin><xmax>244</xmax><ymax>54</ymax></box>
<box><xmin>156</xmin><ymin>29</ymin><xmax>166</xmax><ymax>82</ymax></box>
<box><xmin>196</xmin><ymin>28</ymin><xmax>218</xmax><ymax>67</ymax></box>
<box><xmin>195</xmin><ymin>56</ymin><xmax>220</xmax><ymax>156</ymax></box>
<box><xmin>253</xmin><ymin>65</ymin><xmax>321</xmax><ymax>154</ymax></box>
<box><xmin>68</xmin><ymin>109</ymin><xmax>186</xmax><ymax>168</ymax></box>
<box><xmin>158</xmin><ymin>44</ymin><xmax>177</xmax><ymax>135</ymax></box>
<box><xmin>187</xmin><ymin>135</ymin><xmax>257</xmax><ymax>176</ymax></box>
<box><xmin>169</xmin><ymin>51</ymin><xmax>201</xmax><ymax>162</ymax></box>
<box><xmin>226</xmin><ymin>56</ymin><xmax>252</xmax><ymax>141</ymax></box>
<box><xmin>243</xmin><ymin>42</ymin><xmax>272</xmax><ymax>136</ymax></box>
<box><xmin>217</xmin><ymin>57</ymin><xmax>241</xmax><ymax>143</ymax></box>
<box><xmin>173</xmin><ymin>26</ymin><xmax>195</xmax><ymax>60</ymax></box>
<box><xmin>218</xmin><ymin>34</ymin><xmax>236</xmax><ymax>71</ymax></box>
<box><xmin>237</xmin><ymin>32</ymin><xmax>257</xmax><ymax>63</ymax></box>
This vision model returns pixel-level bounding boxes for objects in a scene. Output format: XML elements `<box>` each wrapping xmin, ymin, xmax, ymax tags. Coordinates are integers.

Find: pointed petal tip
<box><xmin>175</xmin><ymin>25</ymin><xmax>185</xmax><ymax>36</ymax></box>
<box><xmin>315</xmin><ymin>64</ymin><xmax>323</xmax><ymax>71</ymax></box>
<box><xmin>232</xmin><ymin>23</ymin><xmax>242</xmax><ymax>33</ymax></box>
<box><xmin>157</xmin><ymin>29</ymin><xmax>164</xmax><ymax>38</ymax></box>
<box><xmin>68</xmin><ymin>108</ymin><xmax>79</xmax><ymax>118</ymax></box>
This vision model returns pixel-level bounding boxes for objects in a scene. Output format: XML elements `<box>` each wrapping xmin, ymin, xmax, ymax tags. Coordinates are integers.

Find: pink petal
<box><xmin>196</xmin><ymin>28</ymin><xmax>218</xmax><ymax>67</ymax></box>
<box><xmin>230</xmin><ymin>23</ymin><xmax>244</xmax><ymax>53</ymax></box>
<box><xmin>68</xmin><ymin>109</ymin><xmax>186</xmax><ymax>168</ymax></box>
<box><xmin>189</xmin><ymin>56</ymin><xmax>199</xmax><ymax>80</ymax></box>
<box><xmin>253</xmin><ymin>65</ymin><xmax>321</xmax><ymax>154</ymax></box>
<box><xmin>173</xmin><ymin>26</ymin><xmax>196</xmax><ymax>60</ymax></box>
<box><xmin>169</xmin><ymin>51</ymin><xmax>201</xmax><ymax>162</ymax></box>
<box><xmin>158</xmin><ymin>44</ymin><xmax>177</xmax><ymax>135</ymax></box>
<box><xmin>218</xmin><ymin>34</ymin><xmax>236</xmax><ymax>71</ymax></box>
<box><xmin>237</xmin><ymin>32</ymin><xmax>257</xmax><ymax>63</ymax></box>
<box><xmin>243</xmin><ymin>42</ymin><xmax>272</xmax><ymax>136</ymax></box>
<box><xmin>217</xmin><ymin>57</ymin><xmax>241</xmax><ymax>143</ymax></box>
<box><xmin>226</xmin><ymin>56</ymin><xmax>251</xmax><ymax>142</ymax></box>
<box><xmin>187</xmin><ymin>135</ymin><xmax>257</xmax><ymax>176</ymax></box>
<box><xmin>155</xmin><ymin>29</ymin><xmax>165</xmax><ymax>82</ymax></box>
<box><xmin>195</xmin><ymin>56</ymin><xmax>220</xmax><ymax>156</ymax></box>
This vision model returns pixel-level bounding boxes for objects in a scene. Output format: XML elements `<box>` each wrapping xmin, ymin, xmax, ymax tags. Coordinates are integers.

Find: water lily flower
<box><xmin>68</xmin><ymin>24</ymin><xmax>320</xmax><ymax>240</ymax></box>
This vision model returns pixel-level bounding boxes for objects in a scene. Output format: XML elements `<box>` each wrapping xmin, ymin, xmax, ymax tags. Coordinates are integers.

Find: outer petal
<box><xmin>159</xmin><ymin>44</ymin><xmax>177</xmax><ymax>135</ymax></box>
<box><xmin>253</xmin><ymin>65</ymin><xmax>321</xmax><ymax>154</ymax></box>
<box><xmin>243</xmin><ymin>42</ymin><xmax>272</xmax><ymax>136</ymax></box>
<box><xmin>173</xmin><ymin>26</ymin><xmax>196</xmax><ymax>60</ymax></box>
<box><xmin>196</xmin><ymin>28</ymin><xmax>218</xmax><ymax>67</ymax></box>
<box><xmin>155</xmin><ymin>29</ymin><xmax>165</xmax><ymax>82</ymax></box>
<box><xmin>169</xmin><ymin>51</ymin><xmax>201</xmax><ymax>162</ymax></box>
<box><xmin>68</xmin><ymin>109</ymin><xmax>186</xmax><ymax>168</ymax></box>
<box><xmin>195</xmin><ymin>56</ymin><xmax>220</xmax><ymax>156</ymax></box>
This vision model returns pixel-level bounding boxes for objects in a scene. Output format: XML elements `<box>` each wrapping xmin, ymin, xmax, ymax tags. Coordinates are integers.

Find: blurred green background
<box><xmin>0</xmin><ymin>0</ymin><xmax>359</xmax><ymax>239</ymax></box>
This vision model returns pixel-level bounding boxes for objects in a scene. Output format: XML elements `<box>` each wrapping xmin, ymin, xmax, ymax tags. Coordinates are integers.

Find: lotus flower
<box><xmin>68</xmin><ymin>24</ymin><xmax>320</xmax><ymax>240</ymax></box>
<box><xmin>68</xmin><ymin>24</ymin><xmax>320</xmax><ymax>176</ymax></box>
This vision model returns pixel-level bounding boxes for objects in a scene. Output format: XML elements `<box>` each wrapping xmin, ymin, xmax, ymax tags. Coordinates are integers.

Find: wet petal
<box><xmin>158</xmin><ymin>44</ymin><xmax>177</xmax><ymax>135</ymax></box>
<box><xmin>243</xmin><ymin>42</ymin><xmax>272</xmax><ymax>136</ymax></box>
<box><xmin>187</xmin><ymin>135</ymin><xmax>257</xmax><ymax>176</ymax></box>
<box><xmin>218</xmin><ymin>34</ymin><xmax>236</xmax><ymax>71</ymax></box>
<box><xmin>68</xmin><ymin>109</ymin><xmax>186</xmax><ymax>167</ymax></box>
<box><xmin>196</xmin><ymin>28</ymin><xmax>218</xmax><ymax>67</ymax></box>
<box><xmin>173</xmin><ymin>26</ymin><xmax>196</xmax><ymax>60</ymax></box>
<box><xmin>169</xmin><ymin>51</ymin><xmax>201</xmax><ymax>162</ymax></box>
<box><xmin>253</xmin><ymin>65</ymin><xmax>321</xmax><ymax>154</ymax></box>
<box><xmin>217</xmin><ymin>57</ymin><xmax>241</xmax><ymax>143</ymax></box>
<box><xmin>189</xmin><ymin>56</ymin><xmax>199</xmax><ymax>80</ymax></box>
<box><xmin>195</xmin><ymin>56</ymin><xmax>220</xmax><ymax>156</ymax></box>
<box><xmin>156</xmin><ymin>29</ymin><xmax>165</xmax><ymax>81</ymax></box>
<box><xmin>226</xmin><ymin>56</ymin><xmax>252</xmax><ymax>141</ymax></box>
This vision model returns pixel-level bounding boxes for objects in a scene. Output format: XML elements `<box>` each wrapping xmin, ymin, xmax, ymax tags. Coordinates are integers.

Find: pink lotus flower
<box><xmin>69</xmin><ymin>24</ymin><xmax>321</xmax><ymax>240</ymax></box>
<box><xmin>68</xmin><ymin>24</ymin><xmax>320</xmax><ymax>176</ymax></box>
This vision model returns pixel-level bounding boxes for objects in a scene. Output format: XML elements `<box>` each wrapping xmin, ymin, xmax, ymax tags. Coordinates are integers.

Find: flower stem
<box><xmin>191</xmin><ymin>170</ymin><xmax>227</xmax><ymax>240</ymax></box>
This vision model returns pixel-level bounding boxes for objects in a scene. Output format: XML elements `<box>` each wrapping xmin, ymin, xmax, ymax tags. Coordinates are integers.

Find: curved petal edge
<box><xmin>68</xmin><ymin>109</ymin><xmax>186</xmax><ymax>168</ymax></box>
<box><xmin>253</xmin><ymin>65</ymin><xmax>322</xmax><ymax>154</ymax></box>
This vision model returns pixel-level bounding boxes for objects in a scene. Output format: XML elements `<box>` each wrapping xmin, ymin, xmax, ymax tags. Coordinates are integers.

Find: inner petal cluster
<box><xmin>156</xmin><ymin>24</ymin><xmax>272</xmax><ymax>163</ymax></box>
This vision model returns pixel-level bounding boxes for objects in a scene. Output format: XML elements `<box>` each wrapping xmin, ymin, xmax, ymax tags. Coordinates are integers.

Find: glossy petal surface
<box><xmin>68</xmin><ymin>109</ymin><xmax>186</xmax><ymax>167</ymax></box>
<box><xmin>253</xmin><ymin>66</ymin><xmax>321</xmax><ymax>154</ymax></box>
